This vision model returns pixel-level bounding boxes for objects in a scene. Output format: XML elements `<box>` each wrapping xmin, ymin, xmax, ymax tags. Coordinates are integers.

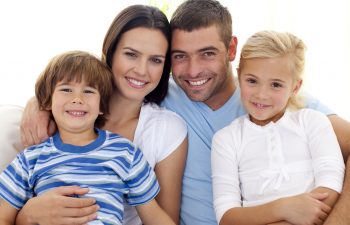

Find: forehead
<box><xmin>118</xmin><ymin>27</ymin><xmax>168</xmax><ymax>54</ymax></box>
<box><xmin>241</xmin><ymin>57</ymin><xmax>293</xmax><ymax>80</ymax></box>
<box><xmin>171</xmin><ymin>25</ymin><xmax>225</xmax><ymax>52</ymax></box>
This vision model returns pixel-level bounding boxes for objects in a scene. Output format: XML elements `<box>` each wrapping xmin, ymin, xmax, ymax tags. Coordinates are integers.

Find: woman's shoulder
<box><xmin>141</xmin><ymin>103</ymin><xmax>186</xmax><ymax>125</ymax></box>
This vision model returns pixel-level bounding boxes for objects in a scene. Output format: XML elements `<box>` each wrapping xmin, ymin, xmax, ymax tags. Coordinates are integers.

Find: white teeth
<box><xmin>188</xmin><ymin>79</ymin><xmax>208</xmax><ymax>86</ymax></box>
<box><xmin>68</xmin><ymin>111</ymin><xmax>85</xmax><ymax>116</ymax></box>
<box><xmin>127</xmin><ymin>78</ymin><xmax>146</xmax><ymax>86</ymax></box>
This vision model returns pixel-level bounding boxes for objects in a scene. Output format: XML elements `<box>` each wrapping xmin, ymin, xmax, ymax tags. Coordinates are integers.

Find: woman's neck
<box><xmin>103</xmin><ymin>92</ymin><xmax>143</xmax><ymax>141</ymax></box>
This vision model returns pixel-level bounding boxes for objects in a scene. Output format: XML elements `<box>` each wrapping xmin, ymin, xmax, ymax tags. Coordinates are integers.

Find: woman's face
<box><xmin>111</xmin><ymin>27</ymin><xmax>168</xmax><ymax>103</ymax></box>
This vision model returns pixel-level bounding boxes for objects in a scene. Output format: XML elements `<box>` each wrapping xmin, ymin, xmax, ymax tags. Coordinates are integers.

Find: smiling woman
<box><xmin>0</xmin><ymin>0</ymin><xmax>349</xmax><ymax>120</ymax></box>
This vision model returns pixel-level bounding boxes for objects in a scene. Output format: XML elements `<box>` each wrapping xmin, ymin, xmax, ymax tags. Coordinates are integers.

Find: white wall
<box><xmin>0</xmin><ymin>0</ymin><xmax>349</xmax><ymax>120</ymax></box>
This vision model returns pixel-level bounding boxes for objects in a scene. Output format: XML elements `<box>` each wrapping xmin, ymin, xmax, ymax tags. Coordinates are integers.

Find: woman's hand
<box><xmin>16</xmin><ymin>186</ymin><xmax>99</xmax><ymax>225</ymax></box>
<box><xmin>20</xmin><ymin>97</ymin><xmax>56</xmax><ymax>147</ymax></box>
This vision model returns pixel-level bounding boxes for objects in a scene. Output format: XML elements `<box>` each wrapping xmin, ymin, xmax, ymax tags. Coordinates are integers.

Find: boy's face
<box><xmin>170</xmin><ymin>25</ymin><xmax>237</xmax><ymax>109</ymax></box>
<box><xmin>238</xmin><ymin>56</ymin><xmax>301</xmax><ymax>126</ymax></box>
<box><xmin>50</xmin><ymin>79</ymin><xmax>101</xmax><ymax>140</ymax></box>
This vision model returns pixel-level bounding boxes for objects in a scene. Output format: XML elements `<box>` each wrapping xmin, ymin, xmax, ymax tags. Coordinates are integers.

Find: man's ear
<box><xmin>293</xmin><ymin>79</ymin><xmax>303</xmax><ymax>95</ymax></box>
<box><xmin>228</xmin><ymin>36</ymin><xmax>238</xmax><ymax>61</ymax></box>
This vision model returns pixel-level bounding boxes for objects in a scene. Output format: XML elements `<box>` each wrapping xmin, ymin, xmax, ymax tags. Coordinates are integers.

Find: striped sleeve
<box><xmin>124</xmin><ymin>147</ymin><xmax>159</xmax><ymax>206</ymax></box>
<box><xmin>0</xmin><ymin>152</ymin><xmax>33</xmax><ymax>209</ymax></box>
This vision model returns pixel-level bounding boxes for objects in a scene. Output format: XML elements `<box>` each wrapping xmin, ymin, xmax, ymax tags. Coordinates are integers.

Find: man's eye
<box><xmin>203</xmin><ymin>52</ymin><xmax>215</xmax><ymax>57</ymax></box>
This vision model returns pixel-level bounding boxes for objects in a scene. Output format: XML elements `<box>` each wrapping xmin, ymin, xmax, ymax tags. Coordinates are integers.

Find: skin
<box><xmin>16</xmin><ymin>27</ymin><xmax>187</xmax><ymax>225</ymax></box>
<box><xmin>171</xmin><ymin>25</ymin><xmax>237</xmax><ymax>110</ymax></box>
<box><xmin>238</xmin><ymin>56</ymin><xmax>301</xmax><ymax>126</ymax></box>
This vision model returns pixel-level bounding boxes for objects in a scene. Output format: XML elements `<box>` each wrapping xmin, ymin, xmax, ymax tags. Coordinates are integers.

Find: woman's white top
<box><xmin>211</xmin><ymin>109</ymin><xmax>345</xmax><ymax>223</ymax></box>
<box><xmin>123</xmin><ymin>103</ymin><xmax>187</xmax><ymax>225</ymax></box>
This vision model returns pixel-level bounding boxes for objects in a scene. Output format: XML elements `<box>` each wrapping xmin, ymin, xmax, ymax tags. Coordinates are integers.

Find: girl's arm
<box><xmin>0</xmin><ymin>200</ymin><xmax>18</xmax><ymax>225</ymax></box>
<box><xmin>154</xmin><ymin>137</ymin><xmax>188</xmax><ymax>224</ymax></box>
<box><xmin>219</xmin><ymin>192</ymin><xmax>330</xmax><ymax>225</ymax></box>
<box><xmin>136</xmin><ymin>199</ymin><xmax>175</xmax><ymax>225</ymax></box>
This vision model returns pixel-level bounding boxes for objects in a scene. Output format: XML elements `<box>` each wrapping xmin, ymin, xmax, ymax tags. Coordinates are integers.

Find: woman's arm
<box><xmin>328</xmin><ymin>115</ymin><xmax>350</xmax><ymax>160</ymax></box>
<box><xmin>20</xmin><ymin>96</ymin><xmax>56</xmax><ymax>147</ymax></box>
<box><xmin>136</xmin><ymin>199</ymin><xmax>175</xmax><ymax>225</ymax></box>
<box><xmin>154</xmin><ymin>137</ymin><xmax>188</xmax><ymax>224</ymax></box>
<box><xmin>15</xmin><ymin>186</ymin><xmax>98</xmax><ymax>225</ymax></box>
<box><xmin>0</xmin><ymin>200</ymin><xmax>18</xmax><ymax>225</ymax></box>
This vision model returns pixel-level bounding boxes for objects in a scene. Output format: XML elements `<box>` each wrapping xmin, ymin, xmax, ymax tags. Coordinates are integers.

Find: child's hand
<box><xmin>278</xmin><ymin>192</ymin><xmax>330</xmax><ymax>225</ymax></box>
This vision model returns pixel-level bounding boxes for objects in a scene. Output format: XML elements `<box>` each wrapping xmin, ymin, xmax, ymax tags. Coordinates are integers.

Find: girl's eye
<box><xmin>271</xmin><ymin>82</ymin><xmax>283</xmax><ymax>88</ymax></box>
<box><xmin>246</xmin><ymin>78</ymin><xmax>256</xmax><ymax>84</ymax></box>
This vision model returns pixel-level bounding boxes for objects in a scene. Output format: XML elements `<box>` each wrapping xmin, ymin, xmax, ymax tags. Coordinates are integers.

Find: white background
<box><xmin>0</xmin><ymin>0</ymin><xmax>349</xmax><ymax>120</ymax></box>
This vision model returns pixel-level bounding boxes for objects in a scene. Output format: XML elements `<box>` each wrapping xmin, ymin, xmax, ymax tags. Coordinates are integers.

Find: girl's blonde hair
<box><xmin>239</xmin><ymin>30</ymin><xmax>306</xmax><ymax>109</ymax></box>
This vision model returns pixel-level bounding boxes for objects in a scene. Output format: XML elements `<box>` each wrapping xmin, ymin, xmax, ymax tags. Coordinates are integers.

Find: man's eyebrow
<box><xmin>198</xmin><ymin>46</ymin><xmax>219</xmax><ymax>52</ymax></box>
<box><xmin>171</xmin><ymin>49</ymin><xmax>186</xmax><ymax>55</ymax></box>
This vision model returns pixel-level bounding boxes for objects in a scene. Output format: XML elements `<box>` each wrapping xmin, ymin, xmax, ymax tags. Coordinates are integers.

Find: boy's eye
<box><xmin>60</xmin><ymin>88</ymin><xmax>72</xmax><ymax>92</ymax></box>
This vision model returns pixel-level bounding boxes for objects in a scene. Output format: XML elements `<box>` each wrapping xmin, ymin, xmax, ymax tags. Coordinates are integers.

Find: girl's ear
<box><xmin>293</xmin><ymin>79</ymin><xmax>303</xmax><ymax>95</ymax></box>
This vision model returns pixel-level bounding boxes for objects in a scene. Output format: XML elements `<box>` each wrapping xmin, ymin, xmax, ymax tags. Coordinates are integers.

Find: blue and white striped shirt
<box><xmin>0</xmin><ymin>128</ymin><xmax>159</xmax><ymax>225</ymax></box>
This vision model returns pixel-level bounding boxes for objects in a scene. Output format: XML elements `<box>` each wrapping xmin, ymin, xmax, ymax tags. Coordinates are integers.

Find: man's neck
<box><xmin>204</xmin><ymin>75</ymin><xmax>236</xmax><ymax>111</ymax></box>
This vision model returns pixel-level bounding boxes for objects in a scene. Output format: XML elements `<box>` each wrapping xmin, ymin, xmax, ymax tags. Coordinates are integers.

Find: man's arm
<box><xmin>324</xmin><ymin>155</ymin><xmax>350</xmax><ymax>225</ymax></box>
<box><xmin>328</xmin><ymin>115</ymin><xmax>350</xmax><ymax>160</ymax></box>
<box><xmin>324</xmin><ymin>115</ymin><xmax>350</xmax><ymax>224</ymax></box>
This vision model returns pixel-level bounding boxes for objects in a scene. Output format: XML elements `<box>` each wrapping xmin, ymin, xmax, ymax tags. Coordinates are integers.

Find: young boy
<box><xmin>0</xmin><ymin>51</ymin><xmax>175</xmax><ymax>225</ymax></box>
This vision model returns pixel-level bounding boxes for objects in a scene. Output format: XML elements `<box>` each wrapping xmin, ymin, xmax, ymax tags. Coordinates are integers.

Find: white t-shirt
<box><xmin>211</xmin><ymin>109</ymin><xmax>345</xmax><ymax>223</ymax></box>
<box><xmin>122</xmin><ymin>103</ymin><xmax>187</xmax><ymax>225</ymax></box>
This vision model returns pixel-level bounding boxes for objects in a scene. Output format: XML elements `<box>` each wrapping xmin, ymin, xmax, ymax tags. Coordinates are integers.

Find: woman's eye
<box><xmin>125</xmin><ymin>52</ymin><xmax>137</xmax><ymax>58</ymax></box>
<box><xmin>151</xmin><ymin>58</ymin><xmax>163</xmax><ymax>64</ymax></box>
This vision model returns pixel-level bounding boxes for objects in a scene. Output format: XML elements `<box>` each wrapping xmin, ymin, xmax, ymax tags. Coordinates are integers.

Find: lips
<box><xmin>126</xmin><ymin>77</ymin><xmax>147</xmax><ymax>88</ymax></box>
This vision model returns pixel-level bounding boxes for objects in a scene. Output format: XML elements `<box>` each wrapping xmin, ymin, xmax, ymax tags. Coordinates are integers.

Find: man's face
<box><xmin>171</xmin><ymin>25</ymin><xmax>237</xmax><ymax>107</ymax></box>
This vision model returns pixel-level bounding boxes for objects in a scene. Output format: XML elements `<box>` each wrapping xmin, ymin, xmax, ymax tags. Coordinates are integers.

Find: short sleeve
<box><xmin>124</xmin><ymin>147</ymin><xmax>160</xmax><ymax>206</ymax></box>
<box><xmin>156</xmin><ymin>111</ymin><xmax>187</xmax><ymax>161</ymax></box>
<box><xmin>303</xmin><ymin>93</ymin><xmax>334</xmax><ymax>115</ymax></box>
<box><xmin>0</xmin><ymin>152</ymin><xmax>32</xmax><ymax>209</ymax></box>
<box><xmin>0</xmin><ymin>105</ymin><xmax>24</xmax><ymax>172</ymax></box>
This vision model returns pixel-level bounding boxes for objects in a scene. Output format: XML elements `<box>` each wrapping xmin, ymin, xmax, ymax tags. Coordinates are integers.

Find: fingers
<box><xmin>309</xmin><ymin>192</ymin><xmax>328</xmax><ymax>201</ymax></box>
<box><xmin>60</xmin><ymin>213</ymin><xmax>98</xmax><ymax>225</ymax></box>
<box><xmin>53</xmin><ymin>186</ymin><xmax>90</xmax><ymax>197</ymax></box>
<box><xmin>61</xmin><ymin>204</ymin><xmax>99</xmax><ymax>217</ymax></box>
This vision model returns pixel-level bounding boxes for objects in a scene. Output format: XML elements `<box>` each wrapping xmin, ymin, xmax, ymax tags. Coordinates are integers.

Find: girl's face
<box><xmin>51</xmin><ymin>79</ymin><xmax>101</xmax><ymax>140</ymax></box>
<box><xmin>238</xmin><ymin>56</ymin><xmax>301</xmax><ymax>126</ymax></box>
<box><xmin>111</xmin><ymin>27</ymin><xmax>168</xmax><ymax>103</ymax></box>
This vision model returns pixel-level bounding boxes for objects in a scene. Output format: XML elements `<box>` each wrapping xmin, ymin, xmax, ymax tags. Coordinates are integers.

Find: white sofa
<box><xmin>0</xmin><ymin>105</ymin><xmax>24</xmax><ymax>172</ymax></box>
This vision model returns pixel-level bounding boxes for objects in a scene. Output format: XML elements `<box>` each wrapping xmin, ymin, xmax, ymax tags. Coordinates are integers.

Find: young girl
<box><xmin>0</xmin><ymin>51</ymin><xmax>175</xmax><ymax>225</ymax></box>
<box><xmin>211</xmin><ymin>30</ymin><xmax>345</xmax><ymax>225</ymax></box>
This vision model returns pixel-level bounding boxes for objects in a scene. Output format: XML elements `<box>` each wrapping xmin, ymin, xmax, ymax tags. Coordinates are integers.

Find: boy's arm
<box><xmin>136</xmin><ymin>199</ymin><xmax>175</xmax><ymax>225</ymax></box>
<box><xmin>324</xmin><ymin>155</ymin><xmax>350</xmax><ymax>225</ymax></box>
<box><xmin>0</xmin><ymin>200</ymin><xmax>18</xmax><ymax>225</ymax></box>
